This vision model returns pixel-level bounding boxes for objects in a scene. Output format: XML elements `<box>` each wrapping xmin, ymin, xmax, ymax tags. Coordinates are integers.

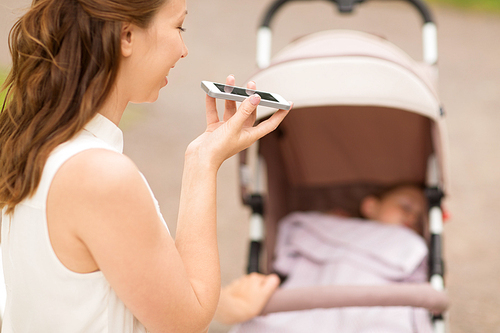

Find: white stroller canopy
<box><xmin>252</xmin><ymin>30</ymin><xmax>440</xmax><ymax>119</ymax></box>
<box><xmin>249</xmin><ymin>30</ymin><xmax>449</xmax><ymax>191</ymax></box>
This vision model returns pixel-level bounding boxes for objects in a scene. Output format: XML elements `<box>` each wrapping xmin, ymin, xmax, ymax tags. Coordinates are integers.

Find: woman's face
<box><xmin>120</xmin><ymin>0</ymin><xmax>188</xmax><ymax>103</ymax></box>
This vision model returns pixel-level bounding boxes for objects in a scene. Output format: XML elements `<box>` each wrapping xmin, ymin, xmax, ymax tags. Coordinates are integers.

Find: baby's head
<box><xmin>360</xmin><ymin>185</ymin><xmax>427</xmax><ymax>235</ymax></box>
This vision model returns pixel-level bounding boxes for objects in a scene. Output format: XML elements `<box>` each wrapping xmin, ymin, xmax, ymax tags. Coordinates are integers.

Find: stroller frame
<box><xmin>239</xmin><ymin>0</ymin><xmax>448</xmax><ymax>332</ymax></box>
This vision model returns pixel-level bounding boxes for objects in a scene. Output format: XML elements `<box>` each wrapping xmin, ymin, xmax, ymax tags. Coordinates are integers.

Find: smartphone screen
<box><xmin>214</xmin><ymin>83</ymin><xmax>279</xmax><ymax>102</ymax></box>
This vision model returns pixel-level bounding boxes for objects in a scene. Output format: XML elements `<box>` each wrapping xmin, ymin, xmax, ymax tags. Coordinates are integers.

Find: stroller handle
<box><xmin>257</xmin><ymin>0</ymin><xmax>438</xmax><ymax>68</ymax></box>
<box><xmin>260</xmin><ymin>283</ymin><xmax>449</xmax><ymax>315</ymax></box>
<box><xmin>259</xmin><ymin>0</ymin><xmax>434</xmax><ymax>28</ymax></box>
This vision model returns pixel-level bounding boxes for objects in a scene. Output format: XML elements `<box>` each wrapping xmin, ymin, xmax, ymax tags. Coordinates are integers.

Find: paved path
<box><xmin>1</xmin><ymin>1</ymin><xmax>499</xmax><ymax>332</ymax></box>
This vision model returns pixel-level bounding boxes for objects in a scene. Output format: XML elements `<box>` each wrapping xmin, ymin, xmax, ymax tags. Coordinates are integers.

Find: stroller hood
<box><xmin>248</xmin><ymin>30</ymin><xmax>449</xmax><ymax>191</ymax></box>
<box><xmin>251</xmin><ymin>30</ymin><xmax>440</xmax><ymax>119</ymax></box>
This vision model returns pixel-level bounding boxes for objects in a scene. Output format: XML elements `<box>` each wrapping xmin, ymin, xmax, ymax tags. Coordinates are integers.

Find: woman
<box><xmin>0</xmin><ymin>0</ymin><xmax>288</xmax><ymax>332</ymax></box>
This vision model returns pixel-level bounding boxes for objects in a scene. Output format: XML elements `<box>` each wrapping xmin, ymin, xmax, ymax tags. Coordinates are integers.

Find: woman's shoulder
<box><xmin>29</xmin><ymin>136</ymin><xmax>134</xmax><ymax>208</ymax></box>
<box><xmin>47</xmin><ymin>147</ymin><xmax>154</xmax><ymax>234</ymax></box>
<box><xmin>54</xmin><ymin>148</ymin><xmax>140</xmax><ymax>196</ymax></box>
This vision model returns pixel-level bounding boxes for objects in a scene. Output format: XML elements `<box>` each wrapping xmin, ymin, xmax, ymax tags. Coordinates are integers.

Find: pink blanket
<box><xmin>230</xmin><ymin>212</ymin><xmax>433</xmax><ymax>333</ymax></box>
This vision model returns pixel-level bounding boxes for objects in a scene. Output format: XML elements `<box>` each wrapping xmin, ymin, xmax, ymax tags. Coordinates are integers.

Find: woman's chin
<box><xmin>130</xmin><ymin>94</ymin><xmax>159</xmax><ymax>104</ymax></box>
<box><xmin>149</xmin><ymin>92</ymin><xmax>161</xmax><ymax>103</ymax></box>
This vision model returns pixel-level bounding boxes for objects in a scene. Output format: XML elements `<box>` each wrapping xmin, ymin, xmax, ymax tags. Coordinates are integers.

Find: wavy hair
<box><xmin>0</xmin><ymin>0</ymin><xmax>166</xmax><ymax>214</ymax></box>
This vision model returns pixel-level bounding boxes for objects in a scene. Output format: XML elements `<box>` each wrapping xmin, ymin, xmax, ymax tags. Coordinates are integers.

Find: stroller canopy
<box><xmin>252</xmin><ymin>29</ymin><xmax>440</xmax><ymax>118</ymax></box>
<box><xmin>249</xmin><ymin>30</ymin><xmax>448</xmax><ymax>191</ymax></box>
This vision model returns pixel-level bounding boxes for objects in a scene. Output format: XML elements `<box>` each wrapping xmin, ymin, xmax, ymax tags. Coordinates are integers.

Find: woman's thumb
<box><xmin>263</xmin><ymin>274</ymin><xmax>280</xmax><ymax>294</ymax></box>
<box><xmin>230</xmin><ymin>94</ymin><xmax>260</xmax><ymax>128</ymax></box>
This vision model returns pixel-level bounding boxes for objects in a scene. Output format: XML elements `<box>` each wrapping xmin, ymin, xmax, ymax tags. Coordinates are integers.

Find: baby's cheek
<box><xmin>386</xmin><ymin>211</ymin><xmax>406</xmax><ymax>225</ymax></box>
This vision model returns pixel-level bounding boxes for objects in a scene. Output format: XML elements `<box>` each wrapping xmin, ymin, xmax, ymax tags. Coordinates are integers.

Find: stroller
<box><xmin>237</xmin><ymin>0</ymin><xmax>450</xmax><ymax>332</ymax></box>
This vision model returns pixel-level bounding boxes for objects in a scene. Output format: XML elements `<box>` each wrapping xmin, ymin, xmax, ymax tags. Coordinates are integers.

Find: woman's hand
<box><xmin>214</xmin><ymin>273</ymin><xmax>281</xmax><ymax>325</ymax></box>
<box><xmin>174</xmin><ymin>76</ymin><xmax>288</xmax><ymax>331</ymax></box>
<box><xmin>186</xmin><ymin>75</ymin><xmax>290</xmax><ymax>170</ymax></box>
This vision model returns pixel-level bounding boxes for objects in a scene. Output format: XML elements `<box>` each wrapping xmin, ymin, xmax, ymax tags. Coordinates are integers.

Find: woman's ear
<box><xmin>120</xmin><ymin>23</ymin><xmax>134</xmax><ymax>58</ymax></box>
<box><xmin>360</xmin><ymin>196</ymin><xmax>380</xmax><ymax>220</ymax></box>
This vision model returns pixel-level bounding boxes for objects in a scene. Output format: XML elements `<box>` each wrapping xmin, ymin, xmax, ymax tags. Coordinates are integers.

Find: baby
<box><xmin>353</xmin><ymin>184</ymin><xmax>426</xmax><ymax>235</ymax></box>
<box><xmin>214</xmin><ymin>184</ymin><xmax>428</xmax><ymax>325</ymax></box>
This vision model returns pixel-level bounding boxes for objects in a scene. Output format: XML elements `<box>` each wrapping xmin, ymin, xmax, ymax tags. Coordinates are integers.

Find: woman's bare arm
<box><xmin>47</xmin><ymin>78</ymin><xmax>289</xmax><ymax>332</ymax></box>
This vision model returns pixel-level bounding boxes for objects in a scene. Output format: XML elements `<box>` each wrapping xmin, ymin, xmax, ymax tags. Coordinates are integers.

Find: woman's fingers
<box><xmin>224</xmin><ymin>77</ymin><xmax>257</xmax><ymax>123</ymax></box>
<box><xmin>248</xmin><ymin>104</ymin><xmax>292</xmax><ymax>140</ymax></box>
<box><xmin>227</xmin><ymin>94</ymin><xmax>261</xmax><ymax>133</ymax></box>
<box><xmin>246</xmin><ymin>81</ymin><xmax>256</xmax><ymax>91</ymax></box>
<box><xmin>229</xmin><ymin>96</ymin><xmax>291</xmax><ymax>147</ymax></box>
<box><xmin>262</xmin><ymin>274</ymin><xmax>280</xmax><ymax>291</ymax></box>
<box><xmin>223</xmin><ymin>75</ymin><xmax>237</xmax><ymax>122</ymax></box>
<box><xmin>255</xmin><ymin>273</ymin><xmax>280</xmax><ymax>300</ymax></box>
<box><xmin>202</xmin><ymin>75</ymin><xmax>290</xmax><ymax>166</ymax></box>
<box><xmin>205</xmin><ymin>94</ymin><xmax>219</xmax><ymax>126</ymax></box>
<box><xmin>240</xmin><ymin>273</ymin><xmax>280</xmax><ymax>317</ymax></box>
<box><xmin>242</xmin><ymin>81</ymin><xmax>257</xmax><ymax>128</ymax></box>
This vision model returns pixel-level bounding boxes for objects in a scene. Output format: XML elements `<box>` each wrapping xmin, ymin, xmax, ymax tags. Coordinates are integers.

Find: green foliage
<box><xmin>0</xmin><ymin>69</ymin><xmax>8</xmax><ymax>111</ymax></box>
<box><xmin>427</xmin><ymin>0</ymin><xmax>500</xmax><ymax>13</ymax></box>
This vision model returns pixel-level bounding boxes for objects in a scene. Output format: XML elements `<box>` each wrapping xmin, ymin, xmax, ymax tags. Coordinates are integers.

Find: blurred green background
<box><xmin>429</xmin><ymin>0</ymin><xmax>500</xmax><ymax>12</ymax></box>
<box><xmin>0</xmin><ymin>69</ymin><xmax>7</xmax><ymax>109</ymax></box>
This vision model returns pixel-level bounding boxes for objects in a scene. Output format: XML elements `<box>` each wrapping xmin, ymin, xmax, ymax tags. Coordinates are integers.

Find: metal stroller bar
<box><xmin>240</xmin><ymin>144</ymin><xmax>267</xmax><ymax>274</ymax></box>
<box><xmin>425</xmin><ymin>155</ymin><xmax>447</xmax><ymax>333</ymax></box>
<box><xmin>428</xmin><ymin>198</ymin><xmax>446</xmax><ymax>333</ymax></box>
<box><xmin>260</xmin><ymin>0</ymin><xmax>434</xmax><ymax>28</ymax></box>
<box><xmin>246</xmin><ymin>194</ymin><xmax>265</xmax><ymax>273</ymax></box>
<box><xmin>260</xmin><ymin>283</ymin><xmax>449</xmax><ymax>315</ymax></box>
<box><xmin>256</xmin><ymin>0</ymin><xmax>438</xmax><ymax>68</ymax></box>
<box><xmin>425</xmin><ymin>154</ymin><xmax>446</xmax><ymax>332</ymax></box>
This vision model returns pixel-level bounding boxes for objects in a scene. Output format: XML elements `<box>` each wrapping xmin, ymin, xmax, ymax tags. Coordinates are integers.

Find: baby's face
<box><xmin>376</xmin><ymin>187</ymin><xmax>426</xmax><ymax>233</ymax></box>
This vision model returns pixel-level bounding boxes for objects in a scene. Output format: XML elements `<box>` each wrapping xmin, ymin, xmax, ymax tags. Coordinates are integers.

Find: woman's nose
<box><xmin>181</xmin><ymin>44</ymin><xmax>188</xmax><ymax>58</ymax></box>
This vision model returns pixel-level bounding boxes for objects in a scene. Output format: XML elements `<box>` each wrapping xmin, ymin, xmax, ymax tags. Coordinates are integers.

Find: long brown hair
<box><xmin>0</xmin><ymin>0</ymin><xmax>166</xmax><ymax>214</ymax></box>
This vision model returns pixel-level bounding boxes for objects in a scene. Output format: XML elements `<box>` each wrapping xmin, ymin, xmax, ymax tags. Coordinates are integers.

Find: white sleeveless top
<box><xmin>1</xmin><ymin>114</ymin><xmax>168</xmax><ymax>332</ymax></box>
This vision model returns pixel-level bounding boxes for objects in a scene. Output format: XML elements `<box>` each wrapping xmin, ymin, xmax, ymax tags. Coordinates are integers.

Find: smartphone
<box><xmin>201</xmin><ymin>81</ymin><xmax>291</xmax><ymax>110</ymax></box>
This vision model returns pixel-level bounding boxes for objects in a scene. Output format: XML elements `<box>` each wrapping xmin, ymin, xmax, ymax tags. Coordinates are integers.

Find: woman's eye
<box><xmin>178</xmin><ymin>27</ymin><xmax>186</xmax><ymax>32</ymax></box>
